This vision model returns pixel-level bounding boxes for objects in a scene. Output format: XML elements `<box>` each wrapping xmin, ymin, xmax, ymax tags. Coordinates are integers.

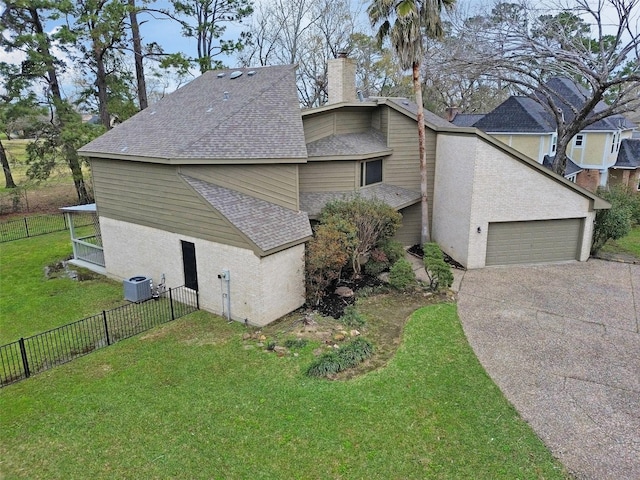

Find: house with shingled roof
<box><xmin>79</xmin><ymin>61</ymin><xmax>609</xmax><ymax>326</ymax></box>
<box><xmin>451</xmin><ymin>77</ymin><xmax>639</xmax><ymax>191</ymax></box>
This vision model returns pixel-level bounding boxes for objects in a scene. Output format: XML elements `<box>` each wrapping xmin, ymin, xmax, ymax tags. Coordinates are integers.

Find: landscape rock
<box><xmin>334</xmin><ymin>286</ymin><xmax>354</xmax><ymax>298</ymax></box>
<box><xmin>350</xmin><ymin>329</ymin><xmax>360</xmax><ymax>336</ymax></box>
<box><xmin>333</xmin><ymin>333</ymin><xmax>346</xmax><ymax>341</ymax></box>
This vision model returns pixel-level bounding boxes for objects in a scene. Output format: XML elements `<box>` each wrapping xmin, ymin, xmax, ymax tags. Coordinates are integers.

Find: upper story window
<box><xmin>360</xmin><ymin>159</ymin><xmax>383</xmax><ymax>187</ymax></box>
<box><xmin>550</xmin><ymin>133</ymin><xmax>557</xmax><ymax>154</ymax></box>
<box><xmin>611</xmin><ymin>131</ymin><xmax>621</xmax><ymax>153</ymax></box>
<box><xmin>574</xmin><ymin>134</ymin><xmax>584</xmax><ymax>148</ymax></box>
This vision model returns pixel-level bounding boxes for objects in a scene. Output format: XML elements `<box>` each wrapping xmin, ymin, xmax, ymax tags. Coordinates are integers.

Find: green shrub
<box><xmin>379</xmin><ymin>239</ymin><xmax>405</xmax><ymax>264</ymax></box>
<box><xmin>422</xmin><ymin>242</ymin><xmax>443</xmax><ymax>260</ymax></box>
<box><xmin>364</xmin><ymin>259</ymin><xmax>387</xmax><ymax>276</ymax></box>
<box><xmin>305</xmin><ymin>338</ymin><xmax>374</xmax><ymax>377</ymax></box>
<box><xmin>340</xmin><ymin>305</ymin><xmax>366</xmax><ymax>328</ymax></box>
<box><xmin>388</xmin><ymin>258</ymin><xmax>416</xmax><ymax>290</ymax></box>
<box><xmin>423</xmin><ymin>243</ymin><xmax>453</xmax><ymax>290</ymax></box>
<box><xmin>592</xmin><ymin>187</ymin><xmax>633</xmax><ymax>254</ymax></box>
<box><xmin>425</xmin><ymin>257</ymin><xmax>454</xmax><ymax>290</ymax></box>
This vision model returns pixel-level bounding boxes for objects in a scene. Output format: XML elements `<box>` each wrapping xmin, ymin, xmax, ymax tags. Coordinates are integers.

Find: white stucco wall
<box><xmin>433</xmin><ymin>134</ymin><xmax>596</xmax><ymax>269</ymax></box>
<box><xmin>100</xmin><ymin>217</ymin><xmax>306</xmax><ymax>326</ymax></box>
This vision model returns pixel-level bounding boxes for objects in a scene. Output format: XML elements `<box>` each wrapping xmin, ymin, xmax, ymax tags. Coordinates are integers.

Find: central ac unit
<box><xmin>123</xmin><ymin>276</ymin><xmax>152</xmax><ymax>302</ymax></box>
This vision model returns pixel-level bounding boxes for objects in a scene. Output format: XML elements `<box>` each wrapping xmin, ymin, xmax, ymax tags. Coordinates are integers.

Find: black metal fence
<box><xmin>0</xmin><ymin>286</ymin><xmax>199</xmax><ymax>387</ymax></box>
<box><xmin>0</xmin><ymin>213</ymin><xmax>94</xmax><ymax>243</ymax></box>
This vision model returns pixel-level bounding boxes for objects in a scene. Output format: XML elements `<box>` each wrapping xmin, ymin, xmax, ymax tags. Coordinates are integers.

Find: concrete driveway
<box><xmin>457</xmin><ymin>259</ymin><xmax>639</xmax><ymax>480</ymax></box>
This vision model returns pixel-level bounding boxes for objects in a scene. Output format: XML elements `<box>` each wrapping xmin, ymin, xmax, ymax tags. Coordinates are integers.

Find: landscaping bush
<box><xmin>320</xmin><ymin>196</ymin><xmax>402</xmax><ymax>276</ymax></box>
<box><xmin>305</xmin><ymin>223</ymin><xmax>352</xmax><ymax>305</ymax></box>
<box><xmin>388</xmin><ymin>258</ymin><xmax>416</xmax><ymax>290</ymax></box>
<box><xmin>364</xmin><ymin>248</ymin><xmax>388</xmax><ymax>275</ymax></box>
<box><xmin>379</xmin><ymin>239</ymin><xmax>405</xmax><ymax>264</ymax></box>
<box><xmin>305</xmin><ymin>338</ymin><xmax>374</xmax><ymax>377</ymax></box>
<box><xmin>284</xmin><ymin>338</ymin><xmax>308</xmax><ymax>349</ymax></box>
<box><xmin>340</xmin><ymin>304</ymin><xmax>366</xmax><ymax>328</ymax></box>
<box><xmin>423</xmin><ymin>243</ymin><xmax>453</xmax><ymax>290</ymax></box>
<box><xmin>592</xmin><ymin>187</ymin><xmax>633</xmax><ymax>254</ymax></box>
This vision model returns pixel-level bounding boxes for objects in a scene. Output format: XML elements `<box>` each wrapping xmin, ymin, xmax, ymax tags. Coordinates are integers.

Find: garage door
<box><xmin>486</xmin><ymin>218</ymin><xmax>583</xmax><ymax>266</ymax></box>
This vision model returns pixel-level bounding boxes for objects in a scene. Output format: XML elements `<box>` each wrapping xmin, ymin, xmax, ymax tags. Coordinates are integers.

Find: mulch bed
<box><xmin>314</xmin><ymin>275</ymin><xmax>385</xmax><ymax>319</ymax></box>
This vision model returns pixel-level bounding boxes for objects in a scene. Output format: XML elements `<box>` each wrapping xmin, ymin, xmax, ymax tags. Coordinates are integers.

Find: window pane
<box><xmin>365</xmin><ymin>159</ymin><xmax>382</xmax><ymax>185</ymax></box>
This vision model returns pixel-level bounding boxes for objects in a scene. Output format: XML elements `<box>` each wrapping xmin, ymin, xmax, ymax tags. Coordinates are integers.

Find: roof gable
<box><xmin>474</xmin><ymin>97</ymin><xmax>555</xmax><ymax>133</ymax></box>
<box><xmin>79</xmin><ymin>65</ymin><xmax>308</xmax><ymax>162</ymax></box>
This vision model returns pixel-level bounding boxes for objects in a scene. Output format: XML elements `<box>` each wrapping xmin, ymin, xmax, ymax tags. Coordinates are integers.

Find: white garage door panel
<box><xmin>486</xmin><ymin>219</ymin><xmax>582</xmax><ymax>266</ymax></box>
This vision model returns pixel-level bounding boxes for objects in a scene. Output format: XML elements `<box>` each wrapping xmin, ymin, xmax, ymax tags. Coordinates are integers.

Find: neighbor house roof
<box><xmin>79</xmin><ymin>65</ymin><xmax>308</xmax><ymax>163</ymax></box>
<box><xmin>543</xmin><ymin>155</ymin><xmax>583</xmax><ymax>177</ymax></box>
<box><xmin>299</xmin><ymin>183</ymin><xmax>420</xmax><ymax>218</ymax></box>
<box><xmin>474</xmin><ymin>96</ymin><xmax>556</xmax><ymax>133</ymax></box>
<box><xmin>450</xmin><ymin>114</ymin><xmax>485</xmax><ymax>127</ymax></box>
<box><xmin>613</xmin><ymin>139</ymin><xmax>640</xmax><ymax>169</ymax></box>
<box><xmin>540</xmin><ymin>77</ymin><xmax>636</xmax><ymax>131</ymax></box>
<box><xmin>306</xmin><ymin>130</ymin><xmax>392</xmax><ymax>159</ymax></box>
<box><xmin>181</xmin><ymin>175</ymin><xmax>312</xmax><ymax>253</ymax></box>
<box><xmin>383</xmin><ymin>97</ymin><xmax>455</xmax><ymax>128</ymax></box>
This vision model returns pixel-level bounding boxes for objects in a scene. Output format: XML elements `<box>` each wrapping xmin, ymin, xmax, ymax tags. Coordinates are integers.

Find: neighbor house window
<box><xmin>611</xmin><ymin>131</ymin><xmax>620</xmax><ymax>153</ymax></box>
<box><xmin>574</xmin><ymin>134</ymin><xmax>584</xmax><ymax>147</ymax></box>
<box><xmin>550</xmin><ymin>133</ymin><xmax>557</xmax><ymax>154</ymax></box>
<box><xmin>360</xmin><ymin>159</ymin><xmax>383</xmax><ymax>186</ymax></box>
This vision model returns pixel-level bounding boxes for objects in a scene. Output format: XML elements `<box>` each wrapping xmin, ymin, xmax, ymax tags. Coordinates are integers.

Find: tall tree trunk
<box><xmin>0</xmin><ymin>140</ymin><xmax>17</xmax><ymax>188</ymax></box>
<box><xmin>414</xmin><ymin>61</ymin><xmax>430</xmax><ymax>244</ymax></box>
<box><xmin>94</xmin><ymin>48</ymin><xmax>112</xmax><ymax>130</ymax></box>
<box><xmin>552</xmin><ymin>136</ymin><xmax>571</xmax><ymax>177</ymax></box>
<box><xmin>128</xmin><ymin>0</ymin><xmax>148</xmax><ymax>110</ymax></box>
<box><xmin>30</xmin><ymin>6</ymin><xmax>90</xmax><ymax>203</ymax></box>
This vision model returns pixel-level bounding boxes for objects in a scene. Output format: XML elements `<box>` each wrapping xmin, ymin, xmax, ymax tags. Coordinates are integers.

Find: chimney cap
<box><xmin>337</xmin><ymin>51</ymin><xmax>348</xmax><ymax>58</ymax></box>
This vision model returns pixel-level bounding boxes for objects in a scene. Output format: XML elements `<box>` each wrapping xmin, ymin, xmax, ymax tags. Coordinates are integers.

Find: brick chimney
<box><xmin>327</xmin><ymin>53</ymin><xmax>357</xmax><ymax>104</ymax></box>
<box><xmin>444</xmin><ymin>106</ymin><xmax>460</xmax><ymax>122</ymax></box>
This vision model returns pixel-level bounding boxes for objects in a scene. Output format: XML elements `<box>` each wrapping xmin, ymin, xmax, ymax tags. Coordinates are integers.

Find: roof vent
<box><xmin>247</xmin><ymin>70</ymin><xmax>256</xmax><ymax>76</ymax></box>
<box><xmin>224</xmin><ymin>91</ymin><xmax>229</xmax><ymax>100</ymax></box>
<box><xmin>217</xmin><ymin>72</ymin><xmax>226</xmax><ymax>78</ymax></box>
<box><xmin>402</xmin><ymin>100</ymin><xmax>409</xmax><ymax>106</ymax></box>
<box><xmin>206</xmin><ymin>107</ymin><xmax>213</xmax><ymax>112</ymax></box>
<box><xmin>357</xmin><ymin>90</ymin><xmax>364</xmax><ymax>102</ymax></box>
<box><xmin>149</xmin><ymin>110</ymin><xmax>156</xmax><ymax>115</ymax></box>
<box><xmin>230</xmin><ymin>70</ymin><xmax>243</xmax><ymax>79</ymax></box>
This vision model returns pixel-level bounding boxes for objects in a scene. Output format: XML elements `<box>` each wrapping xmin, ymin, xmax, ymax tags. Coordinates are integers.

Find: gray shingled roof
<box><xmin>474</xmin><ymin>97</ymin><xmax>555</xmax><ymax>133</ymax></box>
<box><xmin>385</xmin><ymin>98</ymin><xmax>455</xmax><ymax>128</ymax></box>
<box><xmin>306</xmin><ymin>130</ymin><xmax>391</xmax><ymax>158</ymax></box>
<box><xmin>614</xmin><ymin>139</ymin><xmax>640</xmax><ymax>168</ymax></box>
<box><xmin>537</xmin><ymin>77</ymin><xmax>636</xmax><ymax>131</ymax></box>
<box><xmin>79</xmin><ymin>65</ymin><xmax>307</xmax><ymax>161</ymax></box>
<box><xmin>181</xmin><ymin>175</ymin><xmax>312</xmax><ymax>252</ymax></box>
<box><xmin>543</xmin><ymin>155</ymin><xmax>583</xmax><ymax>177</ymax></box>
<box><xmin>299</xmin><ymin>183</ymin><xmax>420</xmax><ymax>217</ymax></box>
<box><xmin>451</xmin><ymin>114</ymin><xmax>485</xmax><ymax>127</ymax></box>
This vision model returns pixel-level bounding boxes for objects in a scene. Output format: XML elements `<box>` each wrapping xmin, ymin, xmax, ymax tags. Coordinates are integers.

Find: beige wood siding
<box><xmin>91</xmin><ymin>158</ymin><xmax>251</xmax><ymax>249</ymax></box>
<box><xmin>509</xmin><ymin>135</ymin><xmax>542</xmax><ymax>161</ymax></box>
<box><xmin>334</xmin><ymin>109</ymin><xmax>372</xmax><ymax>134</ymax></box>
<box><xmin>394</xmin><ymin>203</ymin><xmax>421</xmax><ymax>246</ymax></box>
<box><xmin>298</xmin><ymin>161</ymin><xmax>357</xmax><ymax>192</ymax></box>
<box><xmin>303</xmin><ymin>113</ymin><xmax>335</xmax><ymax>143</ymax></box>
<box><xmin>180</xmin><ymin>164</ymin><xmax>298</xmax><ymax>210</ymax></box>
<box><xmin>486</xmin><ymin>218</ymin><xmax>582</xmax><ymax>266</ymax></box>
<box><xmin>385</xmin><ymin>108</ymin><xmax>435</xmax><ymax>228</ymax></box>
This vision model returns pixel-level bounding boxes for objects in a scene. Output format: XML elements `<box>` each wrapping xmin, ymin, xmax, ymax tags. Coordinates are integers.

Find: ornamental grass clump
<box><xmin>305</xmin><ymin>338</ymin><xmax>374</xmax><ymax>377</ymax></box>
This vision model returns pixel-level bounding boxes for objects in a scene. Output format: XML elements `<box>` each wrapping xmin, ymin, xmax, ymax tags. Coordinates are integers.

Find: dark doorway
<box><xmin>181</xmin><ymin>241</ymin><xmax>199</xmax><ymax>291</ymax></box>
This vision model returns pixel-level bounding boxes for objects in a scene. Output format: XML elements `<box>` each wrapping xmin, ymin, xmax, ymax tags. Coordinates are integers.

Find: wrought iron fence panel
<box><xmin>0</xmin><ymin>213</ymin><xmax>94</xmax><ymax>243</ymax></box>
<box><xmin>0</xmin><ymin>286</ymin><xmax>199</xmax><ymax>387</ymax></box>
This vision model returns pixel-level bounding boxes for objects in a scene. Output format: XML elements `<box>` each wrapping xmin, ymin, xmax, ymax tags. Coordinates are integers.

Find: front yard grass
<box><xmin>600</xmin><ymin>225</ymin><xmax>640</xmax><ymax>259</ymax></box>
<box><xmin>0</xmin><ymin>231</ymin><xmax>122</xmax><ymax>344</ymax></box>
<box><xmin>0</xmin><ymin>302</ymin><xmax>568</xmax><ymax>479</ymax></box>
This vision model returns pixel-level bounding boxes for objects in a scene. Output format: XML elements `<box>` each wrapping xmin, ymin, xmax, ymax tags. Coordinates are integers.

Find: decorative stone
<box><xmin>333</xmin><ymin>333</ymin><xmax>346</xmax><ymax>341</ymax></box>
<box><xmin>259</xmin><ymin>335</ymin><xmax>267</xmax><ymax>341</ymax></box>
<box><xmin>242</xmin><ymin>333</ymin><xmax>252</xmax><ymax>340</ymax></box>
<box><xmin>274</xmin><ymin>346</ymin><xmax>288</xmax><ymax>354</ymax></box>
<box><xmin>350</xmin><ymin>329</ymin><xmax>360</xmax><ymax>336</ymax></box>
<box><xmin>335</xmin><ymin>286</ymin><xmax>354</xmax><ymax>297</ymax></box>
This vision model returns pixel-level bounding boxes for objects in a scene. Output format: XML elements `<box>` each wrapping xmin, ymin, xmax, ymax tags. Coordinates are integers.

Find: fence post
<box><xmin>18</xmin><ymin>338</ymin><xmax>30</xmax><ymax>378</ymax></box>
<box><xmin>169</xmin><ymin>288</ymin><xmax>175</xmax><ymax>320</ymax></box>
<box><xmin>102</xmin><ymin>311</ymin><xmax>111</xmax><ymax>345</ymax></box>
<box><xmin>63</xmin><ymin>213</ymin><xmax>68</xmax><ymax>229</ymax></box>
<box><xmin>23</xmin><ymin>217</ymin><xmax>29</xmax><ymax>238</ymax></box>
<box><xmin>196</xmin><ymin>290</ymin><xmax>200</xmax><ymax>310</ymax></box>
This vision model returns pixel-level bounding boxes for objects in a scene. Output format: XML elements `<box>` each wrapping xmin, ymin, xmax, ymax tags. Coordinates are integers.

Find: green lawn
<box><xmin>600</xmin><ymin>225</ymin><xmax>640</xmax><ymax>259</ymax></box>
<box><xmin>0</xmin><ymin>231</ymin><xmax>122</xmax><ymax>344</ymax></box>
<box><xmin>0</xmin><ymin>303</ymin><xmax>568</xmax><ymax>479</ymax></box>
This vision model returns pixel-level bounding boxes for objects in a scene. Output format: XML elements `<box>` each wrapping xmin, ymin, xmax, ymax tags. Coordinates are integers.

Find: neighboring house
<box><xmin>452</xmin><ymin>77</ymin><xmax>639</xmax><ymax>191</ymax></box>
<box><xmin>79</xmin><ymin>60</ymin><xmax>608</xmax><ymax>326</ymax></box>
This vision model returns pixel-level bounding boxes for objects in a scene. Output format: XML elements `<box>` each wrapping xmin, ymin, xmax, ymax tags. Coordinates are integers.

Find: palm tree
<box><xmin>368</xmin><ymin>0</ymin><xmax>455</xmax><ymax>244</ymax></box>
